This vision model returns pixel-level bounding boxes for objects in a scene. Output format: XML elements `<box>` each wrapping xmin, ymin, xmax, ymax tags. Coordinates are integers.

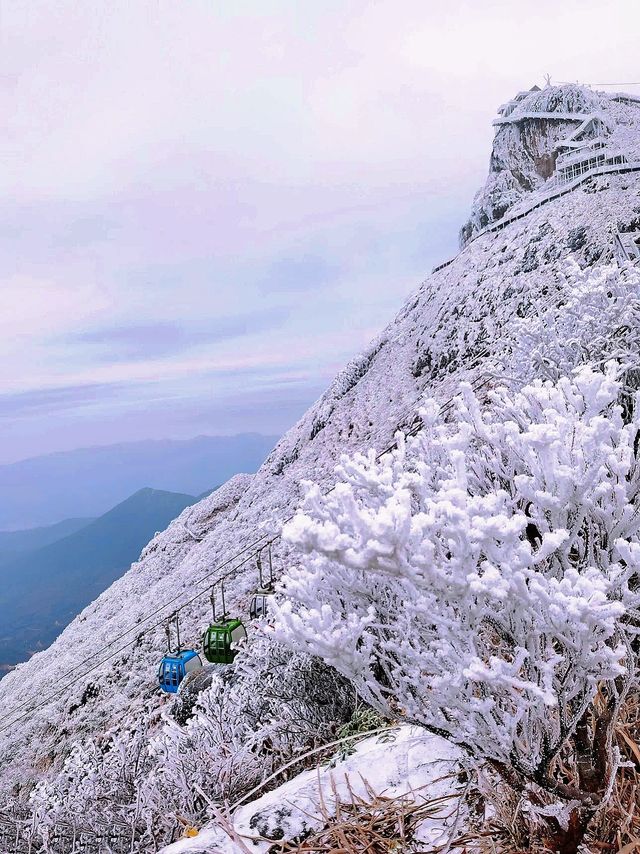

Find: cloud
<box><xmin>0</xmin><ymin>383</ymin><xmax>128</xmax><ymax>418</ymax></box>
<box><xmin>71</xmin><ymin>309</ymin><xmax>288</xmax><ymax>362</ymax></box>
<box><xmin>1</xmin><ymin>0</ymin><xmax>639</xmax><ymax>461</ymax></box>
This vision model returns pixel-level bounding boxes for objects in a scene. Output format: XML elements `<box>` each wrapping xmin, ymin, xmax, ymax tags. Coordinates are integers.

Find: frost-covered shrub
<box><xmin>276</xmin><ymin>365</ymin><xmax>640</xmax><ymax>845</ymax></box>
<box><xmin>29</xmin><ymin>636</ymin><xmax>354</xmax><ymax>848</ymax></box>
<box><xmin>509</xmin><ymin>260</ymin><xmax>640</xmax><ymax>384</ymax></box>
<box><xmin>144</xmin><ymin>636</ymin><xmax>354</xmax><ymax>818</ymax></box>
<box><xmin>29</xmin><ymin>723</ymin><xmax>152</xmax><ymax>847</ymax></box>
<box><xmin>567</xmin><ymin>226</ymin><xmax>588</xmax><ymax>251</ymax></box>
<box><xmin>518</xmin><ymin>242</ymin><xmax>538</xmax><ymax>273</ymax></box>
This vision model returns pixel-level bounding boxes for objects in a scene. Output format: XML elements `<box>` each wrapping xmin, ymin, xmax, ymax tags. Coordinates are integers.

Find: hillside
<box><xmin>0</xmin><ymin>518</ymin><xmax>95</xmax><ymax>566</ymax></box>
<box><xmin>0</xmin><ymin>488</ymin><xmax>198</xmax><ymax>673</ymax></box>
<box><xmin>0</xmin><ymin>84</ymin><xmax>639</xmax><ymax>850</ymax></box>
<box><xmin>0</xmin><ymin>433</ymin><xmax>277</xmax><ymax>529</ymax></box>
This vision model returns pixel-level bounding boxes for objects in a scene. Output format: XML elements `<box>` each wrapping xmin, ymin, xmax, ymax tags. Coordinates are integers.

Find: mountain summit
<box><xmin>0</xmin><ymin>433</ymin><xmax>277</xmax><ymax>530</ymax></box>
<box><xmin>460</xmin><ymin>83</ymin><xmax>640</xmax><ymax>244</ymax></box>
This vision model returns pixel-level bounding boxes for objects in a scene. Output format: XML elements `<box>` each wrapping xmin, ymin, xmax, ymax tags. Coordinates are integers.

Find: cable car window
<box><xmin>185</xmin><ymin>655</ymin><xmax>202</xmax><ymax>673</ymax></box>
<box><xmin>231</xmin><ymin>626</ymin><xmax>246</xmax><ymax>644</ymax></box>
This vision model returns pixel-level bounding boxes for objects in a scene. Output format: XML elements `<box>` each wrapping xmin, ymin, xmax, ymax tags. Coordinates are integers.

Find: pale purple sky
<box><xmin>1</xmin><ymin>0</ymin><xmax>639</xmax><ymax>463</ymax></box>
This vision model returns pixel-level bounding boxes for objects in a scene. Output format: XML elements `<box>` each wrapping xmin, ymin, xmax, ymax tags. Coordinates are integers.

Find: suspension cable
<box><xmin>0</xmin><ymin>365</ymin><xmax>493</xmax><ymax>738</ymax></box>
<box><xmin>1</xmin><ymin>206</ymin><xmax>632</xmax><ymax>751</ymax></box>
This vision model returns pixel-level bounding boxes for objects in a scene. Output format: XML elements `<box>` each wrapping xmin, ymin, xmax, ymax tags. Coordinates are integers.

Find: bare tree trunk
<box><xmin>542</xmin><ymin>807</ymin><xmax>595</xmax><ymax>854</ymax></box>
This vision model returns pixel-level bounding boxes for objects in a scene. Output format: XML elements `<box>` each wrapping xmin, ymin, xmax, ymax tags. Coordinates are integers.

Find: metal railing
<box><xmin>432</xmin><ymin>160</ymin><xmax>640</xmax><ymax>272</ymax></box>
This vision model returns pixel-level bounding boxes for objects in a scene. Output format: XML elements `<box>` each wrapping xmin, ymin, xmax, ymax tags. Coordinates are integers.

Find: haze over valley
<box><xmin>0</xmin><ymin>432</ymin><xmax>277</xmax><ymax>674</ymax></box>
<box><xmin>0</xmin><ymin>433</ymin><xmax>276</xmax><ymax>530</ymax></box>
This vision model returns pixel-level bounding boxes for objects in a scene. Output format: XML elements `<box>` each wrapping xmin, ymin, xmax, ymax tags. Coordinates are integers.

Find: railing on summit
<box><xmin>433</xmin><ymin>161</ymin><xmax>640</xmax><ymax>271</ymax></box>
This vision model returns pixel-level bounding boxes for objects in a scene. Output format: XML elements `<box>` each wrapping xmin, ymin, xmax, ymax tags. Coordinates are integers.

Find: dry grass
<box><xmin>272</xmin><ymin>776</ymin><xmax>461</xmax><ymax>853</ymax></box>
<box><xmin>213</xmin><ymin>773</ymin><xmax>505</xmax><ymax>854</ymax></box>
<box><xmin>470</xmin><ymin>690</ymin><xmax>640</xmax><ymax>854</ymax></box>
<box><xmin>214</xmin><ymin>690</ymin><xmax>640</xmax><ymax>854</ymax></box>
<box><xmin>584</xmin><ymin>691</ymin><xmax>640</xmax><ymax>852</ymax></box>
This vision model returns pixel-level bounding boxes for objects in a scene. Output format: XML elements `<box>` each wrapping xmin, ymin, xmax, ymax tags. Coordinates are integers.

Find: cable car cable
<box><xmin>0</xmin><ymin>368</ymin><xmax>494</xmax><ymax>735</ymax></box>
<box><xmin>0</xmin><ymin>547</ymin><xmax>263</xmax><ymax>737</ymax></box>
<box><xmin>4</xmin><ymin>328</ymin><xmax>499</xmax><ymax>717</ymax></box>
<box><xmin>0</xmin><ymin>359</ymin><xmax>495</xmax><ymax>736</ymax></box>
<box><xmin>0</xmin><ymin>529</ymin><xmax>275</xmax><ymax>726</ymax></box>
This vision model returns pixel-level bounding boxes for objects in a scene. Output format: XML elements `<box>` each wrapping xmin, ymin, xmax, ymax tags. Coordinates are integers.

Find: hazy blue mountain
<box><xmin>0</xmin><ymin>517</ymin><xmax>95</xmax><ymax>566</ymax></box>
<box><xmin>0</xmin><ymin>487</ymin><xmax>197</xmax><ymax>673</ymax></box>
<box><xmin>0</xmin><ymin>433</ymin><xmax>277</xmax><ymax>529</ymax></box>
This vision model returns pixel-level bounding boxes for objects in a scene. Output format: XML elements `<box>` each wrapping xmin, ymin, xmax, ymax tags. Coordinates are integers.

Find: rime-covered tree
<box><xmin>27</xmin><ymin>636</ymin><xmax>353</xmax><ymax>849</ymax></box>
<box><xmin>276</xmin><ymin>365</ymin><xmax>640</xmax><ymax>850</ymax></box>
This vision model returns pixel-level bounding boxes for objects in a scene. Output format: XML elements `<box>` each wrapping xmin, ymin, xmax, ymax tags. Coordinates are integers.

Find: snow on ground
<box><xmin>161</xmin><ymin>726</ymin><xmax>464</xmax><ymax>853</ymax></box>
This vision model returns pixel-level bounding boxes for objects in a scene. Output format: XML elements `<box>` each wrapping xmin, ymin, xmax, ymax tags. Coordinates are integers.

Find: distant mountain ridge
<box><xmin>0</xmin><ymin>517</ymin><xmax>95</xmax><ymax>565</ymax></box>
<box><xmin>0</xmin><ymin>487</ymin><xmax>199</xmax><ymax>672</ymax></box>
<box><xmin>0</xmin><ymin>433</ymin><xmax>277</xmax><ymax>529</ymax></box>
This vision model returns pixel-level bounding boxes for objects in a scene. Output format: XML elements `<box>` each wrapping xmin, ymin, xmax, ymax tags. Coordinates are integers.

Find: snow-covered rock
<box><xmin>160</xmin><ymin>726</ymin><xmax>463</xmax><ymax>853</ymax></box>
<box><xmin>460</xmin><ymin>84</ymin><xmax>640</xmax><ymax>243</ymax></box>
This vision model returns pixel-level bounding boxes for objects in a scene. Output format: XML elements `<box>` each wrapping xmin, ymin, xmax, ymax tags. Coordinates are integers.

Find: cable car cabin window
<box><xmin>159</xmin><ymin>653</ymin><xmax>201</xmax><ymax>693</ymax></box>
<box><xmin>184</xmin><ymin>654</ymin><xmax>202</xmax><ymax>674</ymax></box>
<box><xmin>251</xmin><ymin>593</ymin><xmax>270</xmax><ymax>619</ymax></box>
<box><xmin>203</xmin><ymin>620</ymin><xmax>245</xmax><ymax>664</ymax></box>
<box><xmin>231</xmin><ymin>625</ymin><xmax>247</xmax><ymax>646</ymax></box>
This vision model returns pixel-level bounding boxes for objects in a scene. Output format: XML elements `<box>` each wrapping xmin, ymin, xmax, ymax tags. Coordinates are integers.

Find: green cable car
<box><xmin>202</xmin><ymin>582</ymin><xmax>247</xmax><ymax>664</ymax></box>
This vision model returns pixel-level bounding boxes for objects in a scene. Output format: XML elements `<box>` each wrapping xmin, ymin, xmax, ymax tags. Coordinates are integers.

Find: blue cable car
<box><xmin>158</xmin><ymin>613</ymin><xmax>203</xmax><ymax>694</ymax></box>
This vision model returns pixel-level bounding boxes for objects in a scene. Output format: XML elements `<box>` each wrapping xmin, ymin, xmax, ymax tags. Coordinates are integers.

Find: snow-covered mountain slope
<box><xmin>0</xmin><ymin>84</ymin><xmax>640</xmax><ymax>843</ymax></box>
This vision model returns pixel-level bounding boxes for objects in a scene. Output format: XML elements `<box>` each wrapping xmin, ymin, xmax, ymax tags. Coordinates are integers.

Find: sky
<box><xmin>1</xmin><ymin>0</ymin><xmax>639</xmax><ymax>464</ymax></box>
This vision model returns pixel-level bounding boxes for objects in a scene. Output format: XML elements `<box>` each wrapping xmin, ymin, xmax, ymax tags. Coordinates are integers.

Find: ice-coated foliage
<box><xmin>29</xmin><ymin>722</ymin><xmax>154</xmax><ymax>841</ymax></box>
<box><xmin>519</xmin><ymin>84</ymin><xmax>605</xmax><ymax>117</ymax></box>
<box><xmin>140</xmin><ymin>637</ymin><xmax>354</xmax><ymax>836</ymax></box>
<box><xmin>276</xmin><ymin>365</ymin><xmax>640</xmax><ymax>799</ymax></box>
<box><xmin>28</xmin><ymin>636</ymin><xmax>354</xmax><ymax>848</ymax></box>
<box><xmin>159</xmin><ymin>725</ymin><xmax>464</xmax><ymax>854</ymax></box>
<box><xmin>509</xmin><ymin>259</ymin><xmax>640</xmax><ymax>383</ymax></box>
